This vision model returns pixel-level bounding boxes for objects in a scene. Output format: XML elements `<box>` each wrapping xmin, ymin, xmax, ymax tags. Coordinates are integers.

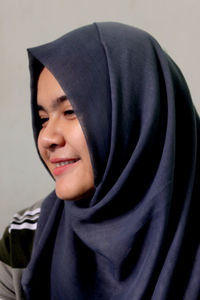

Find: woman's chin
<box><xmin>55</xmin><ymin>183</ymin><xmax>95</xmax><ymax>201</ymax></box>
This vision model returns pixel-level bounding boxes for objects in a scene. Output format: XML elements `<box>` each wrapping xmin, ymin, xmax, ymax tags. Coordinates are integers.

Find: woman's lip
<box><xmin>52</xmin><ymin>159</ymin><xmax>80</xmax><ymax>176</ymax></box>
<box><xmin>50</xmin><ymin>157</ymin><xmax>79</xmax><ymax>164</ymax></box>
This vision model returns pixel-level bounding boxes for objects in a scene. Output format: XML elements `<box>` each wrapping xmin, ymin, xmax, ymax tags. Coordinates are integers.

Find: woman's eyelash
<box><xmin>39</xmin><ymin>117</ymin><xmax>49</xmax><ymax>125</ymax></box>
<box><xmin>64</xmin><ymin>109</ymin><xmax>75</xmax><ymax>115</ymax></box>
<box><xmin>38</xmin><ymin>109</ymin><xmax>75</xmax><ymax>127</ymax></box>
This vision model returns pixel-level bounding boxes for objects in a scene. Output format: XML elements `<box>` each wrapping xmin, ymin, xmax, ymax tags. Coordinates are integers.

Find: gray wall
<box><xmin>0</xmin><ymin>0</ymin><xmax>200</xmax><ymax>234</ymax></box>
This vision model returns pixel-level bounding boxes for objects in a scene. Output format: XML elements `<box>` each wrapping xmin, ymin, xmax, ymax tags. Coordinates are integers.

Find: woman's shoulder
<box><xmin>0</xmin><ymin>199</ymin><xmax>43</xmax><ymax>269</ymax></box>
<box><xmin>0</xmin><ymin>199</ymin><xmax>44</xmax><ymax>299</ymax></box>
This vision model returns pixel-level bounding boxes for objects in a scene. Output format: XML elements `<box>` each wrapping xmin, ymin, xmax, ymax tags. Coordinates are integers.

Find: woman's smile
<box><xmin>51</xmin><ymin>158</ymin><xmax>80</xmax><ymax>176</ymax></box>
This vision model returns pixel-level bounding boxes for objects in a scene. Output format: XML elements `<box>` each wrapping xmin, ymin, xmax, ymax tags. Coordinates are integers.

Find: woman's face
<box><xmin>37</xmin><ymin>67</ymin><xmax>95</xmax><ymax>200</ymax></box>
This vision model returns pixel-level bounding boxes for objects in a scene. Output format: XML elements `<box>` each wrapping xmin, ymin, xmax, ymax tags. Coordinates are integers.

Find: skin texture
<box><xmin>37</xmin><ymin>67</ymin><xmax>95</xmax><ymax>200</ymax></box>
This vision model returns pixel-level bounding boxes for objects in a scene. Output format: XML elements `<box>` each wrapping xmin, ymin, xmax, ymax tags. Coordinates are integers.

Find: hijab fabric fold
<box><xmin>22</xmin><ymin>22</ymin><xmax>200</xmax><ymax>299</ymax></box>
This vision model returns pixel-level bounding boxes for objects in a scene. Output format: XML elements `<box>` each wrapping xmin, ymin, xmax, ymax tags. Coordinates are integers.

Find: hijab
<box><xmin>22</xmin><ymin>22</ymin><xmax>200</xmax><ymax>299</ymax></box>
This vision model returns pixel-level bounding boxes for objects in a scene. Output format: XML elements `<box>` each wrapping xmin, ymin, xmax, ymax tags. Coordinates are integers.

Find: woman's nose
<box><xmin>39</xmin><ymin>120</ymin><xmax>65</xmax><ymax>150</ymax></box>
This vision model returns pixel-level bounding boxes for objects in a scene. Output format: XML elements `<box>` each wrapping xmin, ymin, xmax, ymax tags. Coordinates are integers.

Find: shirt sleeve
<box><xmin>0</xmin><ymin>260</ymin><xmax>24</xmax><ymax>300</ymax></box>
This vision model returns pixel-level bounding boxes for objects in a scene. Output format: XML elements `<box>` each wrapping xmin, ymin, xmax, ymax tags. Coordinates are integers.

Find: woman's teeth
<box><xmin>55</xmin><ymin>160</ymin><xmax>78</xmax><ymax>167</ymax></box>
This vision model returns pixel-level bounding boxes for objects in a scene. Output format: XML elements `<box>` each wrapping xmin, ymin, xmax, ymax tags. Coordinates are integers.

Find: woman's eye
<box><xmin>64</xmin><ymin>109</ymin><xmax>74</xmax><ymax>115</ymax></box>
<box><xmin>39</xmin><ymin>117</ymin><xmax>49</xmax><ymax>127</ymax></box>
<box><xmin>64</xmin><ymin>109</ymin><xmax>76</xmax><ymax>119</ymax></box>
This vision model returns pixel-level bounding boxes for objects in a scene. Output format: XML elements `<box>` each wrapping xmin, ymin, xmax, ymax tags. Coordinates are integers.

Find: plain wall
<box><xmin>0</xmin><ymin>0</ymin><xmax>200</xmax><ymax>234</ymax></box>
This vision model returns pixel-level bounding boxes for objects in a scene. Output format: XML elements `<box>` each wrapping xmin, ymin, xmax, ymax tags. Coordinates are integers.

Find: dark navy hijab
<box><xmin>22</xmin><ymin>22</ymin><xmax>200</xmax><ymax>299</ymax></box>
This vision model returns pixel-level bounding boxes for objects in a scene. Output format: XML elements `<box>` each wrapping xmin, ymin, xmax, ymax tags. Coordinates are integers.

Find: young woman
<box><xmin>0</xmin><ymin>22</ymin><xmax>199</xmax><ymax>299</ymax></box>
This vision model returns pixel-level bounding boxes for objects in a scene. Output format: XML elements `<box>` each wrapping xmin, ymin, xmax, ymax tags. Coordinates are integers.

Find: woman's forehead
<box><xmin>37</xmin><ymin>67</ymin><xmax>71</xmax><ymax>108</ymax></box>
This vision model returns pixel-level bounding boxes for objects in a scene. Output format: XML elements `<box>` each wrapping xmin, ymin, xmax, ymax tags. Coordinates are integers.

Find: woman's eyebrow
<box><xmin>37</xmin><ymin>95</ymin><xmax>68</xmax><ymax>111</ymax></box>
